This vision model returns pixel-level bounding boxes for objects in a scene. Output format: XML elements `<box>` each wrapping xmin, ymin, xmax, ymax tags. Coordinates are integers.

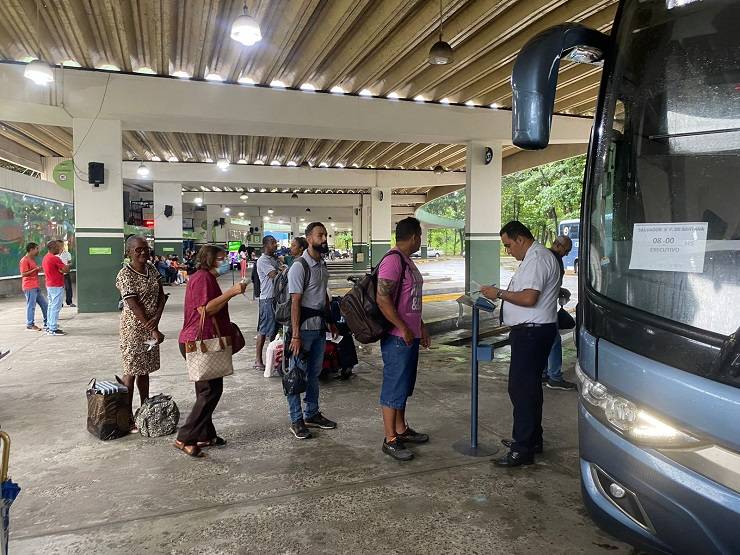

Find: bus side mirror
<box><xmin>511</xmin><ymin>23</ymin><xmax>611</xmax><ymax>150</ymax></box>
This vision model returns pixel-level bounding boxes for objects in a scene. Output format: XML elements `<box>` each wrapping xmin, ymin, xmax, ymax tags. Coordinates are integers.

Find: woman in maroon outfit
<box><xmin>174</xmin><ymin>245</ymin><xmax>246</xmax><ymax>457</ymax></box>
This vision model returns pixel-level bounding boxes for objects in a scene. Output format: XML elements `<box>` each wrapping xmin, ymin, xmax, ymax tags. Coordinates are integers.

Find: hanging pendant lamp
<box><xmin>428</xmin><ymin>0</ymin><xmax>453</xmax><ymax>65</ymax></box>
<box><xmin>231</xmin><ymin>3</ymin><xmax>262</xmax><ymax>46</ymax></box>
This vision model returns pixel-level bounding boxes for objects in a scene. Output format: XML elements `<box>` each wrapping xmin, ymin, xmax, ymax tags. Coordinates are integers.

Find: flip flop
<box><xmin>253</xmin><ymin>363</ymin><xmax>266</xmax><ymax>370</ymax></box>
<box><xmin>197</xmin><ymin>437</ymin><xmax>227</xmax><ymax>448</ymax></box>
<box><xmin>174</xmin><ymin>440</ymin><xmax>204</xmax><ymax>458</ymax></box>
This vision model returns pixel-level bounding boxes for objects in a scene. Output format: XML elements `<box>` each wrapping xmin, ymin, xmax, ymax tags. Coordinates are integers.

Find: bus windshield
<box><xmin>588</xmin><ymin>0</ymin><xmax>740</xmax><ymax>336</ymax></box>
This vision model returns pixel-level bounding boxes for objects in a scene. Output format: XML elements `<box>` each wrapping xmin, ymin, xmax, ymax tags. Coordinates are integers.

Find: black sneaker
<box><xmin>494</xmin><ymin>450</ymin><xmax>535</xmax><ymax>467</ymax></box>
<box><xmin>502</xmin><ymin>438</ymin><xmax>543</xmax><ymax>454</ymax></box>
<box><xmin>398</xmin><ymin>427</ymin><xmax>429</xmax><ymax>444</ymax></box>
<box><xmin>46</xmin><ymin>329</ymin><xmax>66</xmax><ymax>336</ymax></box>
<box><xmin>305</xmin><ymin>412</ymin><xmax>336</xmax><ymax>429</ymax></box>
<box><xmin>382</xmin><ymin>438</ymin><xmax>414</xmax><ymax>461</ymax></box>
<box><xmin>546</xmin><ymin>378</ymin><xmax>577</xmax><ymax>391</ymax></box>
<box><xmin>290</xmin><ymin>419</ymin><xmax>312</xmax><ymax>440</ymax></box>
<box><xmin>66</xmin><ymin>303</ymin><xmax>77</xmax><ymax>308</ymax></box>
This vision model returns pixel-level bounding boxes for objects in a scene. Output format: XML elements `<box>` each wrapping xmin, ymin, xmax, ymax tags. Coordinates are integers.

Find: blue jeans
<box><xmin>46</xmin><ymin>286</ymin><xmax>64</xmax><ymax>332</ymax></box>
<box><xmin>287</xmin><ymin>329</ymin><xmax>326</xmax><ymax>423</ymax></box>
<box><xmin>24</xmin><ymin>288</ymin><xmax>48</xmax><ymax>327</ymax></box>
<box><xmin>545</xmin><ymin>331</ymin><xmax>563</xmax><ymax>381</ymax></box>
<box><xmin>380</xmin><ymin>335</ymin><xmax>420</xmax><ymax>410</ymax></box>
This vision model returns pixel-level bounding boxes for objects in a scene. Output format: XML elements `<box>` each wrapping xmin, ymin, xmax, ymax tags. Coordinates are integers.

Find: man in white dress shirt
<box><xmin>481</xmin><ymin>221</ymin><xmax>560</xmax><ymax>467</ymax></box>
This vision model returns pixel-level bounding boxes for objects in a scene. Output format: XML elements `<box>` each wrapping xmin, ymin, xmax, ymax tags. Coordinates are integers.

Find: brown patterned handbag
<box><xmin>183</xmin><ymin>306</ymin><xmax>234</xmax><ymax>382</ymax></box>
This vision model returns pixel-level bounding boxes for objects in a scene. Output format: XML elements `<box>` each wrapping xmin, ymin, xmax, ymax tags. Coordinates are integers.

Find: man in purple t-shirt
<box><xmin>376</xmin><ymin>217</ymin><xmax>431</xmax><ymax>461</ymax></box>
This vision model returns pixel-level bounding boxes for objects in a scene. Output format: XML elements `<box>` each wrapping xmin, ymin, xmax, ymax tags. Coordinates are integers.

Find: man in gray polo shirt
<box><xmin>286</xmin><ymin>222</ymin><xmax>338</xmax><ymax>439</ymax></box>
<box><xmin>255</xmin><ymin>235</ymin><xmax>281</xmax><ymax>369</ymax></box>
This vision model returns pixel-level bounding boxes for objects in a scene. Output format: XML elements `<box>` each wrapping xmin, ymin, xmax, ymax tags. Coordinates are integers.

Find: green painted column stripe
<box><xmin>76</xmin><ymin>235</ymin><xmax>124</xmax><ymax>313</ymax></box>
<box><xmin>77</xmin><ymin>227</ymin><xmax>124</xmax><ymax>233</ymax></box>
<box><xmin>465</xmin><ymin>232</ymin><xmax>500</xmax><ymax>238</ymax></box>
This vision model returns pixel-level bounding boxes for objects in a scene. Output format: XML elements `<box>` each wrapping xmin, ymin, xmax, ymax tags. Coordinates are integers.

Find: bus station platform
<box><xmin>0</xmin><ymin>274</ymin><xmax>630</xmax><ymax>554</ymax></box>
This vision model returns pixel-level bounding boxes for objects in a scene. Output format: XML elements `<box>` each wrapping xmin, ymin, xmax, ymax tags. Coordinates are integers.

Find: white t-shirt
<box><xmin>257</xmin><ymin>253</ymin><xmax>281</xmax><ymax>300</ymax></box>
<box><xmin>502</xmin><ymin>241</ymin><xmax>560</xmax><ymax>326</ymax></box>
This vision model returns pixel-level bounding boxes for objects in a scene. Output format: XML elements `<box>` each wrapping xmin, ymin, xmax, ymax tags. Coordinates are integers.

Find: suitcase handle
<box><xmin>0</xmin><ymin>430</ymin><xmax>10</xmax><ymax>482</ymax></box>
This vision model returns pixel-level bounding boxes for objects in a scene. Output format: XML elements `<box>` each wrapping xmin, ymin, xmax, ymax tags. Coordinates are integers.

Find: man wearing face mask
<box><xmin>255</xmin><ymin>235</ymin><xmax>282</xmax><ymax>370</ymax></box>
<box><xmin>285</xmin><ymin>222</ymin><xmax>338</xmax><ymax>439</ymax></box>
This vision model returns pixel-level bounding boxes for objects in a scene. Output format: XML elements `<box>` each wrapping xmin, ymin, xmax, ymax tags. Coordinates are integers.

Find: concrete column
<box><xmin>290</xmin><ymin>217</ymin><xmax>300</xmax><ymax>238</ymax></box>
<box><xmin>420</xmin><ymin>222</ymin><xmax>429</xmax><ymax>258</ymax></box>
<box><xmin>351</xmin><ymin>201</ymin><xmax>369</xmax><ymax>271</ymax></box>
<box><xmin>370</xmin><ymin>184</ymin><xmax>392</xmax><ymax>267</ymax></box>
<box><xmin>465</xmin><ymin>142</ymin><xmax>502</xmax><ymax>293</ymax></box>
<box><xmin>73</xmin><ymin>118</ymin><xmax>123</xmax><ymax>313</ymax></box>
<box><xmin>153</xmin><ymin>182</ymin><xmax>183</xmax><ymax>258</ymax></box>
<box><xmin>206</xmin><ymin>205</ymin><xmax>227</xmax><ymax>244</ymax></box>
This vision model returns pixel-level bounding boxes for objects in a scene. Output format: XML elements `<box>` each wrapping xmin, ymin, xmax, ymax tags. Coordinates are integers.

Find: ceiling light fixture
<box><xmin>414</xmin><ymin>95</ymin><xmax>427</xmax><ymax>102</ymax></box>
<box><xmin>223</xmin><ymin>207</ymin><xmax>231</xmax><ymax>214</ymax></box>
<box><xmin>97</xmin><ymin>63</ymin><xmax>120</xmax><ymax>72</ymax></box>
<box><xmin>136</xmin><ymin>162</ymin><xmax>150</xmax><ymax>177</ymax></box>
<box><xmin>61</xmin><ymin>60</ymin><xmax>81</xmax><ymax>68</ymax></box>
<box><xmin>465</xmin><ymin>100</ymin><xmax>476</xmax><ymax>107</ymax></box>
<box><xmin>387</xmin><ymin>92</ymin><xmax>401</xmax><ymax>99</ymax></box>
<box><xmin>237</xmin><ymin>75</ymin><xmax>255</xmax><ymax>85</ymax></box>
<box><xmin>490</xmin><ymin>102</ymin><xmax>500</xmax><ymax>109</ymax></box>
<box><xmin>439</xmin><ymin>97</ymin><xmax>451</xmax><ymax>104</ymax></box>
<box><xmin>171</xmin><ymin>70</ymin><xmax>190</xmax><ymax>79</ymax></box>
<box><xmin>270</xmin><ymin>80</ymin><xmax>287</xmax><ymax>88</ymax></box>
<box><xmin>359</xmin><ymin>89</ymin><xmax>373</xmax><ymax>97</ymax></box>
<box><xmin>240</xmin><ymin>194</ymin><xmax>248</xmax><ymax>200</ymax></box>
<box><xmin>254</xmin><ymin>160</ymin><xmax>264</xmax><ymax>165</ymax></box>
<box><xmin>428</xmin><ymin>0</ymin><xmax>454</xmax><ymax>65</ymax></box>
<box><xmin>216</xmin><ymin>158</ymin><xmax>230</xmax><ymax>170</ymax></box>
<box><xmin>286</xmin><ymin>161</ymin><xmax>297</xmax><ymax>167</ymax></box>
<box><xmin>433</xmin><ymin>165</ymin><xmax>445</xmax><ymax>175</ymax></box>
<box><xmin>237</xmin><ymin>158</ymin><xmax>247</xmax><ymax>164</ymax></box>
<box><xmin>248</xmin><ymin>187</ymin><xmax>256</xmax><ymax>192</ymax></box>
<box><xmin>300</xmin><ymin>83</ymin><xmax>316</xmax><ymax>91</ymax></box>
<box><xmin>238</xmin><ymin>212</ymin><xmax>245</xmax><ymax>217</ymax></box>
<box><xmin>330</xmin><ymin>85</ymin><xmax>346</xmax><ymax>94</ymax></box>
<box><xmin>318</xmin><ymin>162</ymin><xmax>328</xmax><ymax>168</ymax></box>
<box><xmin>205</xmin><ymin>73</ymin><xmax>223</xmax><ymax>81</ymax></box>
<box><xmin>263</xmin><ymin>216</ymin><xmax>270</xmax><ymax>221</ymax></box>
<box><xmin>300</xmin><ymin>217</ymin><xmax>305</xmax><ymax>222</ymax></box>
<box><xmin>150</xmin><ymin>155</ymin><xmax>161</xmax><ymax>162</ymax></box>
<box><xmin>231</xmin><ymin>3</ymin><xmax>262</xmax><ymax>46</ymax></box>
<box><xmin>135</xmin><ymin>66</ymin><xmax>156</xmax><ymax>74</ymax></box>
<box><xmin>305</xmin><ymin>207</ymin><xmax>311</xmax><ymax>213</ymax></box>
<box><xmin>167</xmin><ymin>155</ymin><xmax>178</xmax><ymax>162</ymax></box>
<box><xmin>291</xmin><ymin>193</ymin><xmax>298</xmax><ymax>199</ymax></box>
<box><xmin>300</xmin><ymin>160</ymin><xmax>311</xmax><ymax>169</ymax></box>
<box><xmin>194</xmin><ymin>196</ymin><xmax>203</xmax><ymax>203</ymax></box>
<box><xmin>259</xmin><ymin>187</ymin><xmax>267</xmax><ymax>192</ymax></box>
<box><xmin>335</xmin><ymin>162</ymin><xmax>345</xmax><ymax>168</ymax></box>
<box><xmin>267</xmin><ymin>209</ymin><xmax>274</xmax><ymax>214</ymax></box>
<box><xmin>278</xmin><ymin>220</ymin><xmax>284</xmax><ymax>224</ymax></box>
<box><xmin>270</xmin><ymin>160</ymin><xmax>281</xmax><ymax>166</ymax></box>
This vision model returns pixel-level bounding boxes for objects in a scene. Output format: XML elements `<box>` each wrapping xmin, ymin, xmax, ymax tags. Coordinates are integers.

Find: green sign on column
<box><xmin>88</xmin><ymin>247</ymin><xmax>112</xmax><ymax>255</ymax></box>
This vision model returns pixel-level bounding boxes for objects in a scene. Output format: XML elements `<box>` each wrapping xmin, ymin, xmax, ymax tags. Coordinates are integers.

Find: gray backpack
<box><xmin>274</xmin><ymin>258</ymin><xmax>310</xmax><ymax>326</ymax></box>
<box><xmin>134</xmin><ymin>394</ymin><xmax>179</xmax><ymax>437</ymax></box>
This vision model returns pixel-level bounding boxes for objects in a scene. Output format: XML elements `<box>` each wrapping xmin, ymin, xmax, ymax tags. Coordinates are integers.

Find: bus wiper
<box><xmin>649</xmin><ymin>127</ymin><xmax>740</xmax><ymax>140</ymax></box>
<box><xmin>709</xmin><ymin>325</ymin><xmax>740</xmax><ymax>380</ymax></box>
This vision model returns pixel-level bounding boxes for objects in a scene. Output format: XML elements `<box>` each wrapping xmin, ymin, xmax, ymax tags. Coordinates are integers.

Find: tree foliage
<box><xmin>423</xmin><ymin>154</ymin><xmax>585</xmax><ymax>251</ymax></box>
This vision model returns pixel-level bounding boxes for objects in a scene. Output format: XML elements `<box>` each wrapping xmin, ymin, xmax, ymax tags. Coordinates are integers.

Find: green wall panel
<box><xmin>76</xmin><ymin>236</ymin><xmax>125</xmax><ymax>313</ymax></box>
<box><xmin>465</xmin><ymin>239</ymin><xmax>500</xmax><ymax>294</ymax></box>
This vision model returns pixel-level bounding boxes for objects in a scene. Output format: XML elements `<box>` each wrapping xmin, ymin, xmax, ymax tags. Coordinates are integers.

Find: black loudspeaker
<box><xmin>219</xmin><ymin>217</ymin><xmax>225</xmax><ymax>226</ymax></box>
<box><xmin>88</xmin><ymin>162</ymin><xmax>104</xmax><ymax>186</ymax></box>
<box><xmin>164</xmin><ymin>205</ymin><xmax>173</xmax><ymax>218</ymax></box>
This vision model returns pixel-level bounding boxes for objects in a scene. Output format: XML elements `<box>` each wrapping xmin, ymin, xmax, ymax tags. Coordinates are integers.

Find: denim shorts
<box><xmin>258</xmin><ymin>298</ymin><xmax>277</xmax><ymax>337</ymax></box>
<box><xmin>380</xmin><ymin>335</ymin><xmax>420</xmax><ymax>410</ymax></box>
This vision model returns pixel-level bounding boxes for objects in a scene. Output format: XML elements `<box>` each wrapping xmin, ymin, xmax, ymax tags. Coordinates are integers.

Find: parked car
<box><xmin>411</xmin><ymin>248</ymin><xmax>443</xmax><ymax>258</ymax></box>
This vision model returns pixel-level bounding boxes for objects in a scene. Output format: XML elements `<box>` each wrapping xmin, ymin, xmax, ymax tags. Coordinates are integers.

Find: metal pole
<box><xmin>471</xmin><ymin>305</ymin><xmax>479</xmax><ymax>449</ymax></box>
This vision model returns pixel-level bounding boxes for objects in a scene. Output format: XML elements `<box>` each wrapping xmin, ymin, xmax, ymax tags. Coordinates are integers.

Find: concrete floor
<box><xmin>0</xmin><ymin>273</ymin><xmax>632</xmax><ymax>554</ymax></box>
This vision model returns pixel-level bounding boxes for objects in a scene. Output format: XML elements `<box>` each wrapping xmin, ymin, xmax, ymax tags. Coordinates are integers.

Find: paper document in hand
<box><xmin>326</xmin><ymin>332</ymin><xmax>343</xmax><ymax>344</ymax></box>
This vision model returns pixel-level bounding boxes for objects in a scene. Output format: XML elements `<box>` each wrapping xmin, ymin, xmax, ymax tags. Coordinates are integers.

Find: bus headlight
<box><xmin>575</xmin><ymin>363</ymin><xmax>703</xmax><ymax>448</ymax></box>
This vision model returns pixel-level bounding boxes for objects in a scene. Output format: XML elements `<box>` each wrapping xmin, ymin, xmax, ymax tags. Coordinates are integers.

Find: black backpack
<box><xmin>274</xmin><ymin>258</ymin><xmax>310</xmax><ymax>326</ymax></box>
<box><xmin>339</xmin><ymin>251</ymin><xmax>406</xmax><ymax>344</ymax></box>
<box><xmin>250</xmin><ymin>262</ymin><xmax>261</xmax><ymax>299</ymax></box>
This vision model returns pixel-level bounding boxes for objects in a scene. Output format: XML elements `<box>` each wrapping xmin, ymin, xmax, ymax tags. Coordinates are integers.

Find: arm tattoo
<box><xmin>377</xmin><ymin>278</ymin><xmax>397</xmax><ymax>298</ymax></box>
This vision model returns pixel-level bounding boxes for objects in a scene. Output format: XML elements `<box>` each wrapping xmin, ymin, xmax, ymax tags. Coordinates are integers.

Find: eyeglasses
<box><xmin>134</xmin><ymin>246</ymin><xmax>150</xmax><ymax>254</ymax></box>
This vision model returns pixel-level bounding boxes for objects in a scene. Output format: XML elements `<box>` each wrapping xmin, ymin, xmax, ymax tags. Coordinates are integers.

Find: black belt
<box><xmin>509</xmin><ymin>323</ymin><xmax>555</xmax><ymax>330</ymax></box>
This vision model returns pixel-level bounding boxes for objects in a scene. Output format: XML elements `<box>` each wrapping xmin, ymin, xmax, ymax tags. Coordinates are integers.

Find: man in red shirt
<box><xmin>42</xmin><ymin>240</ymin><xmax>70</xmax><ymax>336</ymax></box>
<box><xmin>19</xmin><ymin>242</ymin><xmax>48</xmax><ymax>331</ymax></box>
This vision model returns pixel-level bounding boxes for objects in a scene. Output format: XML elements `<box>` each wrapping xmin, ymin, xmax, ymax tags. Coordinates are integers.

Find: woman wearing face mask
<box><xmin>115</xmin><ymin>236</ymin><xmax>167</xmax><ymax>432</ymax></box>
<box><xmin>175</xmin><ymin>245</ymin><xmax>247</xmax><ymax>457</ymax></box>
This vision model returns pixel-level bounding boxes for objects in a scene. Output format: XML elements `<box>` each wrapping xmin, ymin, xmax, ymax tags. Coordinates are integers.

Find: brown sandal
<box><xmin>174</xmin><ymin>440</ymin><xmax>204</xmax><ymax>458</ymax></box>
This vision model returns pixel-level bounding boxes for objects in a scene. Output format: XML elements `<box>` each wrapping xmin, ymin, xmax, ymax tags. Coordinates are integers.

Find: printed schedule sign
<box><xmin>629</xmin><ymin>222</ymin><xmax>708</xmax><ymax>273</ymax></box>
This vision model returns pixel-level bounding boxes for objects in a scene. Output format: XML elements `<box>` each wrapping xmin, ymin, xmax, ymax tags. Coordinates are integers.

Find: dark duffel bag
<box><xmin>86</xmin><ymin>377</ymin><xmax>129</xmax><ymax>440</ymax></box>
<box><xmin>134</xmin><ymin>394</ymin><xmax>179</xmax><ymax>437</ymax></box>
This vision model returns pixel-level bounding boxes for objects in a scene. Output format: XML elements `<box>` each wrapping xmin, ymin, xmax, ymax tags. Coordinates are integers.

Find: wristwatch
<box><xmin>496</xmin><ymin>290</ymin><xmax>504</xmax><ymax>300</ymax></box>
